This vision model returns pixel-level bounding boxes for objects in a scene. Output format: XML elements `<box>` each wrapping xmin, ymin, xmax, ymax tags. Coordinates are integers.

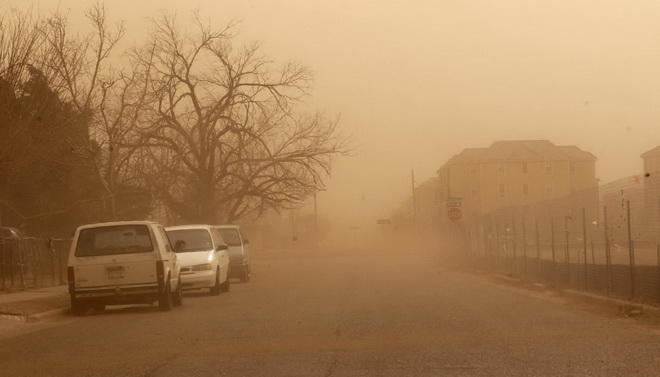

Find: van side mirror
<box><xmin>216</xmin><ymin>244</ymin><xmax>228</xmax><ymax>251</ymax></box>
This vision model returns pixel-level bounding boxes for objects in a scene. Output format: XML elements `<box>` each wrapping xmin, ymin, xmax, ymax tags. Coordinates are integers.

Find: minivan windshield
<box><xmin>217</xmin><ymin>228</ymin><xmax>242</xmax><ymax>246</ymax></box>
<box><xmin>75</xmin><ymin>225</ymin><xmax>153</xmax><ymax>257</ymax></box>
<box><xmin>167</xmin><ymin>229</ymin><xmax>214</xmax><ymax>253</ymax></box>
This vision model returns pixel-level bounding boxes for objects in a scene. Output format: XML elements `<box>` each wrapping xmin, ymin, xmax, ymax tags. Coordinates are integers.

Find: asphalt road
<box><xmin>2</xmin><ymin>248</ymin><xmax>660</xmax><ymax>377</ymax></box>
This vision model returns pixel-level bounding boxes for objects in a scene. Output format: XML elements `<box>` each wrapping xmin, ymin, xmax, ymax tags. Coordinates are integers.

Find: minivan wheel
<box><xmin>210</xmin><ymin>269</ymin><xmax>221</xmax><ymax>296</ymax></box>
<box><xmin>71</xmin><ymin>296</ymin><xmax>87</xmax><ymax>316</ymax></box>
<box><xmin>173</xmin><ymin>279</ymin><xmax>183</xmax><ymax>306</ymax></box>
<box><xmin>220</xmin><ymin>274</ymin><xmax>231</xmax><ymax>292</ymax></box>
<box><xmin>92</xmin><ymin>303</ymin><xmax>106</xmax><ymax>313</ymax></box>
<box><xmin>159</xmin><ymin>279</ymin><xmax>173</xmax><ymax>311</ymax></box>
<box><xmin>240</xmin><ymin>266</ymin><xmax>250</xmax><ymax>282</ymax></box>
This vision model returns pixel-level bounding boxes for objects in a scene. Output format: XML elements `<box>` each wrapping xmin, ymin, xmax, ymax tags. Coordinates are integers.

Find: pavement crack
<box><xmin>142</xmin><ymin>354</ymin><xmax>180</xmax><ymax>377</ymax></box>
<box><xmin>323</xmin><ymin>356</ymin><xmax>339</xmax><ymax>377</ymax></box>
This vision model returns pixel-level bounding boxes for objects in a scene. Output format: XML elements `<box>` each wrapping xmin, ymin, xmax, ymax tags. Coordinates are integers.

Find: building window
<box><xmin>545</xmin><ymin>161</ymin><xmax>553</xmax><ymax>174</ymax></box>
<box><xmin>499</xmin><ymin>184</ymin><xmax>505</xmax><ymax>198</ymax></box>
<box><xmin>522</xmin><ymin>162</ymin><xmax>528</xmax><ymax>174</ymax></box>
<box><xmin>546</xmin><ymin>183</ymin><xmax>553</xmax><ymax>193</ymax></box>
<box><xmin>498</xmin><ymin>165</ymin><xmax>505</xmax><ymax>174</ymax></box>
<box><xmin>523</xmin><ymin>184</ymin><xmax>529</xmax><ymax>195</ymax></box>
<box><xmin>570</xmin><ymin>163</ymin><xmax>575</xmax><ymax>174</ymax></box>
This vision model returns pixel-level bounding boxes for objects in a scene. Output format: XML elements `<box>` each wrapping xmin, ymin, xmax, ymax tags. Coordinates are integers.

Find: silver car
<box><xmin>214</xmin><ymin>225</ymin><xmax>251</xmax><ymax>282</ymax></box>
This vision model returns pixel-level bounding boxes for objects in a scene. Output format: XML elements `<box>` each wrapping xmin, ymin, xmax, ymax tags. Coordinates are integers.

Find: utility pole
<box><xmin>411</xmin><ymin>169</ymin><xmax>417</xmax><ymax>223</ymax></box>
<box><xmin>314</xmin><ymin>190</ymin><xmax>318</xmax><ymax>234</ymax></box>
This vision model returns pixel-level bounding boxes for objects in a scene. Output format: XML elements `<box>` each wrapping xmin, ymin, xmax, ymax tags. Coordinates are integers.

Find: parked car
<box><xmin>165</xmin><ymin>225</ymin><xmax>230</xmax><ymax>295</ymax></box>
<box><xmin>67</xmin><ymin>221</ymin><xmax>183</xmax><ymax>315</ymax></box>
<box><xmin>214</xmin><ymin>225</ymin><xmax>251</xmax><ymax>282</ymax></box>
<box><xmin>0</xmin><ymin>226</ymin><xmax>24</xmax><ymax>240</ymax></box>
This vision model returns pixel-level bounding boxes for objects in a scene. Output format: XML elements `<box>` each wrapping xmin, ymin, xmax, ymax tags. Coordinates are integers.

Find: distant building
<box><xmin>642</xmin><ymin>147</ymin><xmax>660</xmax><ymax>240</ymax></box>
<box><xmin>436</xmin><ymin>140</ymin><xmax>599</xmax><ymax>223</ymax></box>
<box><xmin>599</xmin><ymin>175</ymin><xmax>645</xmax><ymax>243</ymax></box>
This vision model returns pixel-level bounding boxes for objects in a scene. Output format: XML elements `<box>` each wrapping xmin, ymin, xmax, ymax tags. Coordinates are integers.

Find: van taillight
<box><xmin>156</xmin><ymin>261</ymin><xmax>165</xmax><ymax>290</ymax></box>
<box><xmin>67</xmin><ymin>267</ymin><xmax>75</xmax><ymax>293</ymax></box>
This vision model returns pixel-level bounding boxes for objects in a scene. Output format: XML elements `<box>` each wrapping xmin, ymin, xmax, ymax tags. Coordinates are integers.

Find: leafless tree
<box><xmin>137</xmin><ymin>14</ymin><xmax>345</xmax><ymax>223</ymax></box>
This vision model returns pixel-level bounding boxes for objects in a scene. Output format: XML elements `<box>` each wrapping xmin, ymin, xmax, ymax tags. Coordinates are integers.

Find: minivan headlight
<box><xmin>192</xmin><ymin>263</ymin><xmax>214</xmax><ymax>271</ymax></box>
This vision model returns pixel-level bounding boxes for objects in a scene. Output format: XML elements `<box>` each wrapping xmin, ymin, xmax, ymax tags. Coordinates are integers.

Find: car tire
<box><xmin>221</xmin><ymin>273</ymin><xmax>231</xmax><ymax>292</ymax></box>
<box><xmin>159</xmin><ymin>279</ymin><xmax>173</xmax><ymax>311</ymax></box>
<box><xmin>71</xmin><ymin>295</ymin><xmax>87</xmax><ymax>316</ymax></box>
<box><xmin>92</xmin><ymin>303</ymin><xmax>105</xmax><ymax>313</ymax></box>
<box><xmin>173</xmin><ymin>279</ymin><xmax>183</xmax><ymax>306</ymax></box>
<box><xmin>240</xmin><ymin>266</ymin><xmax>250</xmax><ymax>282</ymax></box>
<box><xmin>210</xmin><ymin>269</ymin><xmax>221</xmax><ymax>296</ymax></box>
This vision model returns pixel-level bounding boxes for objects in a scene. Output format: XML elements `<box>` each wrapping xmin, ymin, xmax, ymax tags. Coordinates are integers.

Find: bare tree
<box><xmin>137</xmin><ymin>14</ymin><xmax>345</xmax><ymax>223</ymax></box>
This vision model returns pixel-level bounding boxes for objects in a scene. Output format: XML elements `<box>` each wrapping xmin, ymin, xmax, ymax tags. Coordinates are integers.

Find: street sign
<box><xmin>448</xmin><ymin>207</ymin><xmax>462</xmax><ymax>221</ymax></box>
<box><xmin>446</xmin><ymin>198</ymin><xmax>462</xmax><ymax>208</ymax></box>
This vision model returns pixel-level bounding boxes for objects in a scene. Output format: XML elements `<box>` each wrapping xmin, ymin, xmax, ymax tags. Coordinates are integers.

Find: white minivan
<box><xmin>67</xmin><ymin>221</ymin><xmax>183</xmax><ymax>315</ymax></box>
<box><xmin>165</xmin><ymin>225</ymin><xmax>231</xmax><ymax>295</ymax></box>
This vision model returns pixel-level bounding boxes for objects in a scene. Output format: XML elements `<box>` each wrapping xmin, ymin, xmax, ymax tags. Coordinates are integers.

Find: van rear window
<box><xmin>75</xmin><ymin>225</ymin><xmax>154</xmax><ymax>257</ymax></box>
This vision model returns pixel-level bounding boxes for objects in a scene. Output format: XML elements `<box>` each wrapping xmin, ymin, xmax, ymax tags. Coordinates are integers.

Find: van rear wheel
<box><xmin>159</xmin><ymin>279</ymin><xmax>173</xmax><ymax>311</ymax></box>
<box><xmin>71</xmin><ymin>296</ymin><xmax>87</xmax><ymax>316</ymax></box>
<box><xmin>240</xmin><ymin>266</ymin><xmax>250</xmax><ymax>282</ymax></box>
<box><xmin>172</xmin><ymin>279</ymin><xmax>183</xmax><ymax>306</ymax></box>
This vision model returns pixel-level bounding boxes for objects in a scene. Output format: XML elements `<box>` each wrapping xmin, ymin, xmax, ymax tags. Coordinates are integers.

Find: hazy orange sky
<box><xmin>5</xmin><ymin>0</ymin><xmax>660</xmax><ymax>227</ymax></box>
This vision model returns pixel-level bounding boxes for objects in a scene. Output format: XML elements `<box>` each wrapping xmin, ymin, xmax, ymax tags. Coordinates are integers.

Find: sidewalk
<box><xmin>0</xmin><ymin>285</ymin><xmax>69</xmax><ymax>318</ymax></box>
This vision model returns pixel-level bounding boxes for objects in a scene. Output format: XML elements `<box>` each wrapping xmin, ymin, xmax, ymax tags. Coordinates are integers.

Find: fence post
<box><xmin>9</xmin><ymin>240</ymin><xmax>14</xmax><ymax>286</ymax></box>
<box><xmin>604</xmin><ymin>206</ymin><xmax>612</xmax><ymax>296</ymax></box>
<box><xmin>512</xmin><ymin>216</ymin><xmax>517</xmax><ymax>276</ymax></box>
<box><xmin>582</xmin><ymin>207</ymin><xmax>588</xmax><ymax>291</ymax></box>
<box><xmin>590</xmin><ymin>241</ymin><xmax>595</xmax><ymax>265</ymax></box>
<box><xmin>564</xmin><ymin>216</ymin><xmax>570</xmax><ymax>286</ymax></box>
<box><xmin>0</xmin><ymin>238</ymin><xmax>5</xmax><ymax>290</ymax></box>
<box><xmin>495</xmin><ymin>223</ymin><xmax>501</xmax><ymax>271</ymax></box>
<box><xmin>626</xmin><ymin>200</ymin><xmax>635</xmax><ymax>300</ymax></box>
<box><xmin>18</xmin><ymin>241</ymin><xmax>25</xmax><ymax>289</ymax></box>
<box><xmin>58</xmin><ymin>241</ymin><xmax>65</xmax><ymax>285</ymax></box>
<box><xmin>657</xmin><ymin>244</ymin><xmax>660</xmax><ymax>303</ymax></box>
<box><xmin>551</xmin><ymin>216</ymin><xmax>557</xmax><ymax>285</ymax></box>
<box><xmin>522</xmin><ymin>217</ymin><xmax>528</xmax><ymax>278</ymax></box>
<box><xmin>535</xmin><ymin>219</ymin><xmax>541</xmax><ymax>278</ymax></box>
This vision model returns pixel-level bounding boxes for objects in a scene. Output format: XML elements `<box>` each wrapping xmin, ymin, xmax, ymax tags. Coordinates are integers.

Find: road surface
<box><xmin>1</xmin><ymin>248</ymin><xmax>660</xmax><ymax>376</ymax></box>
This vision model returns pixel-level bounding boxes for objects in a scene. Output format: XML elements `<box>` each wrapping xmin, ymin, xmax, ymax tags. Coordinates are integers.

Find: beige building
<box><xmin>436</xmin><ymin>140</ymin><xmax>598</xmax><ymax>223</ymax></box>
<box><xmin>642</xmin><ymin>147</ymin><xmax>660</xmax><ymax>239</ymax></box>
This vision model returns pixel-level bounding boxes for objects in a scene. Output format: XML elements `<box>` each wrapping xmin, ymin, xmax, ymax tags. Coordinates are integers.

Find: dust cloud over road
<box><xmin>1</xmin><ymin>248</ymin><xmax>660</xmax><ymax>377</ymax></box>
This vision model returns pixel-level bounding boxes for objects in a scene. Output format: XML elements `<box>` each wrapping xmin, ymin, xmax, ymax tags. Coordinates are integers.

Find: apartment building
<box><xmin>436</xmin><ymin>140</ymin><xmax>598</xmax><ymax>223</ymax></box>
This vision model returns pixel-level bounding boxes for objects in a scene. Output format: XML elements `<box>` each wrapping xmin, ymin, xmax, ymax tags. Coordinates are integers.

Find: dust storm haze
<box><xmin>5</xmin><ymin>1</ymin><xmax>660</xmax><ymax>376</ymax></box>
<box><xmin>7</xmin><ymin>0</ymin><xmax>660</xmax><ymax>229</ymax></box>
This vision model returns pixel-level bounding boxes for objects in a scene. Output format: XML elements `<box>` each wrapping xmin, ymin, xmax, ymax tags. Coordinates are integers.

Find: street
<box><xmin>2</xmin><ymin>248</ymin><xmax>660</xmax><ymax>377</ymax></box>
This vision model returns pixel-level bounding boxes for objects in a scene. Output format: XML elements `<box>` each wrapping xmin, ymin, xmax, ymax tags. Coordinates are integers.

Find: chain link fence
<box><xmin>0</xmin><ymin>238</ymin><xmax>71</xmax><ymax>291</ymax></box>
<box><xmin>462</xmin><ymin>201</ymin><xmax>660</xmax><ymax>304</ymax></box>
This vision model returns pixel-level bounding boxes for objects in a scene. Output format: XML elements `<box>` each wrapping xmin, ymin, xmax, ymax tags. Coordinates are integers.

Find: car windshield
<box><xmin>217</xmin><ymin>228</ymin><xmax>241</xmax><ymax>246</ymax></box>
<box><xmin>75</xmin><ymin>225</ymin><xmax>153</xmax><ymax>257</ymax></box>
<box><xmin>167</xmin><ymin>229</ymin><xmax>214</xmax><ymax>253</ymax></box>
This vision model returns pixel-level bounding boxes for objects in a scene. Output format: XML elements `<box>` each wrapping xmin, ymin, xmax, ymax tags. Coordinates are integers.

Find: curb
<box><xmin>28</xmin><ymin>307</ymin><xmax>69</xmax><ymax>322</ymax></box>
<box><xmin>560</xmin><ymin>289</ymin><xmax>660</xmax><ymax>316</ymax></box>
<box><xmin>487</xmin><ymin>272</ymin><xmax>660</xmax><ymax>316</ymax></box>
<box><xmin>0</xmin><ymin>306</ymin><xmax>68</xmax><ymax>323</ymax></box>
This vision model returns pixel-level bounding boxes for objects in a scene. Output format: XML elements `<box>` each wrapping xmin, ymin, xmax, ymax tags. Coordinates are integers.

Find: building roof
<box><xmin>599</xmin><ymin>175</ymin><xmax>644</xmax><ymax>196</ymax></box>
<box><xmin>641</xmin><ymin>146</ymin><xmax>660</xmax><ymax>158</ymax></box>
<box><xmin>445</xmin><ymin>140</ymin><xmax>596</xmax><ymax>165</ymax></box>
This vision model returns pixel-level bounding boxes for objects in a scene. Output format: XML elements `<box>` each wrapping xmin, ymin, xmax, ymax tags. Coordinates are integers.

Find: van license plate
<box><xmin>106</xmin><ymin>266</ymin><xmax>125</xmax><ymax>279</ymax></box>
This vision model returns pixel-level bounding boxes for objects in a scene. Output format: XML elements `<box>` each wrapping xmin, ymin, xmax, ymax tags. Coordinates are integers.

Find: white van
<box><xmin>67</xmin><ymin>221</ymin><xmax>183</xmax><ymax>315</ymax></box>
<box><xmin>165</xmin><ymin>225</ymin><xmax>231</xmax><ymax>294</ymax></box>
